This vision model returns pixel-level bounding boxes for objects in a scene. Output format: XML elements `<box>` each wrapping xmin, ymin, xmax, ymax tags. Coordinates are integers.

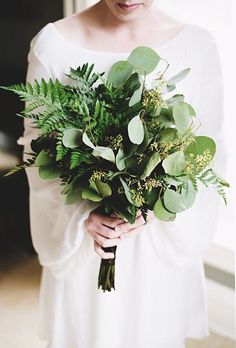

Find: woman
<box><xmin>21</xmin><ymin>1</ymin><xmax>224</xmax><ymax>347</ymax></box>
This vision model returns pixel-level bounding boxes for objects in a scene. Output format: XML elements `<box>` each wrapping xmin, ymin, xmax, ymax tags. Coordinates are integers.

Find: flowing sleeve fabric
<box><xmin>21</xmin><ymin>46</ymin><xmax>95</xmax><ymax>279</ymax></box>
<box><xmin>148</xmin><ymin>35</ymin><xmax>226</xmax><ymax>266</ymax></box>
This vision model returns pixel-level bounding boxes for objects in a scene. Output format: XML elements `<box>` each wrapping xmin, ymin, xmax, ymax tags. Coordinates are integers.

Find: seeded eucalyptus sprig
<box><xmin>1</xmin><ymin>46</ymin><xmax>229</xmax><ymax>292</ymax></box>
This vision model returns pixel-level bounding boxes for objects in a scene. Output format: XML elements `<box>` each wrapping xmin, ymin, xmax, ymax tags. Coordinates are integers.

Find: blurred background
<box><xmin>0</xmin><ymin>0</ymin><xmax>235</xmax><ymax>347</ymax></box>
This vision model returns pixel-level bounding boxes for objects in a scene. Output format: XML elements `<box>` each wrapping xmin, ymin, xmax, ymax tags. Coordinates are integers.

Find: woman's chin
<box><xmin>112</xmin><ymin>4</ymin><xmax>146</xmax><ymax>21</ymax></box>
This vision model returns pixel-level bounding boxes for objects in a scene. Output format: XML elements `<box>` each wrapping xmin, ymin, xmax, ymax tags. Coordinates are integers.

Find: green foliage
<box><xmin>66</xmin><ymin>63</ymin><xmax>102</xmax><ymax>93</ymax></box>
<box><xmin>127</xmin><ymin>46</ymin><xmax>160</xmax><ymax>74</ymax></box>
<box><xmin>62</xmin><ymin>128</ymin><xmax>83</xmax><ymax>149</ymax></box>
<box><xmin>1</xmin><ymin>44</ymin><xmax>228</xmax><ymax>224</ymax></box>
<box><xmin>173</xmin><ymin>101</ymin><xmax>194</xmax><ymax>136</ymax></box>
<box><xmin>185</xmin><ymin>136</ymin><xmax>216</xmax><ymax>158</ymax></box>
<box><xmin>162</xmin><ymin>151</ymin><xmax>187</xmax><ymax>176</ymax></box>
<box><xmin>154</xmin><ymin>198</ymin><xmax>176</xmax><ymax>221</ymax></box>
<box><xmin>128</xmin><ymin>115</ymin><xmax>144</xmax><ymax>145</ymax></box>
<box><xmin>141</xmin><ymin>153</ymin><xmax>161</xmax><ymax>178</ymax></box>
<box><xmin>107</xmin><ymin>61</ymin><xmax>133</xmax><ymax>87</ymax></box>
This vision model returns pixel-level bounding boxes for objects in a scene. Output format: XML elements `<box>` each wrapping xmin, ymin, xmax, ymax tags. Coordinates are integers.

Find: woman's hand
<box><xmin>85</xmin><ymin>211</ymin><xmax>124</xmax><ymax>259</ymax></box>
<box><xmin>115</xmin><ymin>210</ymin><xmax>155</xmax><ymax>239</ymax></box>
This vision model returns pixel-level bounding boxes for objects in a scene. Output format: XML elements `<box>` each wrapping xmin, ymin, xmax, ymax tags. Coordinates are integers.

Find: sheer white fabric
<box><xmin>20</xmin><ymin>22</ymin><xmax>224</xmax><ymax>348</ymax></box>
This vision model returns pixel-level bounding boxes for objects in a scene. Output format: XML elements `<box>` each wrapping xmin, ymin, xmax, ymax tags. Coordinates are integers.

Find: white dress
<box><xmin>20</xmin><ymin>22</ymin><xmax>224</xmax><ymax>348</ymax></box>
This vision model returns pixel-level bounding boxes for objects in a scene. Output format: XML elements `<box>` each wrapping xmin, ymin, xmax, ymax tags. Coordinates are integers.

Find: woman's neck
<box><xmin>95</xmin><ymin>1</ymin><xmax>159</xmax><ymax>33</ymax></box>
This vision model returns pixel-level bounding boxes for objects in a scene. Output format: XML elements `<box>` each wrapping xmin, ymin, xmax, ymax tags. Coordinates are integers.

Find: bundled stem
<box><xmin>98</xmin><ymin>245</ymin><xmax>117</xmax><ymax>292</ymax></box>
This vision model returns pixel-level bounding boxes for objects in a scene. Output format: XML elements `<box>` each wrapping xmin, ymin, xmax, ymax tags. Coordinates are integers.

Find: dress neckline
<box><xmin>48</xmin><ymin>22</ymin><xmax>191</xmax><ymax>56</ymax></box>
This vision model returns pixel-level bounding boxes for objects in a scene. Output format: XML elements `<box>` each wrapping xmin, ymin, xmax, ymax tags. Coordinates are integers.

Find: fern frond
<box><xmin>190</xmin><ymin>176</ymin><xmax>198</xmax><ymax>191</ymax></box>
<box><xmin>56</xmin><ymin>140</ymin><xmax>69</xmax><ymax>161</ymax></box>
<box><xmin>4</xmin><ymin>156</ymin><xmax>35</xmax><ymax>176</ymax></box>
<box><xmin>197</xmin><ymin>168</ymin><xmax>229</xmax><ymax>204</ymax></box>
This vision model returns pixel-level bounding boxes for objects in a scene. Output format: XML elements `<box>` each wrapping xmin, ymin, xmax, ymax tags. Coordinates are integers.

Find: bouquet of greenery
<box><xmin>1</xmin><ymin>46</ymin><xmax>228</xmax><ymax>292</ymax></box>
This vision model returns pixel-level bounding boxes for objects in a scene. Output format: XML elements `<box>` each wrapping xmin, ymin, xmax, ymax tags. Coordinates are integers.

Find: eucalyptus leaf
<box><xmin>35</xmin><ymin>150</ymin><xmax>54</xmax><ymax>167</ymax></box>
<box><xmin>124</xmin><ymin>72</ymin><xmax>141</xmax><ymax>93</ymax></box>
<box><xmin>180</xmin><ymin>180</ymin><xmax>196</xmax><ymax>209</ymax></box>
<box><xmin>107</xmin><ymin>60</ymin><xmax>133</xmax><ymax>87</ymax></box>
<box><xmin>39</xmin><ymin>166</ymin><xmax>62</xmax><ymax>180</ymax></box>
<box><xmin>153</xmin><ymin>198</ymin><xmax>176</xmax><ymax>221</ymax></box>
<box><xmin>125</xmin><ymin>143</ymin><xmax>138</xmax><ymax>158</ymax></box>
<box><xmin>116</xmin><ymin>149</ymin><xmax>126</xmax><ymax>171</ymax></box>
<box><xmin>120</xmin><ymin>177</ymin><xmax>136</xmax><ymax>206</ymax></box>
<box><xmin>163</xmin><ymin>182</ymin><xmax>196</xmax><ymax>213</ymax></box>
<box><xmin>95</xmin><ymin>180</ymin><xmax>112</xmax><ymax>197</ymax></box>
<box><xmin>82</xmin><ymin>132</ymin><xmax>95</xmax><ymax>149</ymax></box>
<box><xmin>185</xmin><ymin>136</ymin><xmax>216</xmax><ymax>158</ymax></box>
<box><xmin>128</xmin><ymin>115</ymin><xmax>144</xmax><ymax>145</ymax></box>
<box><xmin>137</xmin><ymin>123</ymin><xmax>149</xmax><ymax>153</ymax></box>
<box><xmin>164</xmin><ymin>176</ymin><xmax>184</xmax><ymax>187</ymax></box>
<box><xmin>159</xmin><ymin>128</ymin><xmax>177</xmax><ymax>142</ymax></box>
<box><xmin>161</xmin><ymin>84</ymin><xmax>176</xmax><ymax>94</ymax></box>
<box><xmin>82</xmin><ymin>188</ymin><xmax>103</xmax><ymax>202</ymax></box>
<box><xmin>163</xmin><ymin>189</ymin><xmax>186</xmax><ymax>213</ymax></box>
<box><xmin>65</xmin><ymin>189</ymin><xmax>82</xmax><ymax>204</ymax></box>
<box><xmin>145</xmin><ymin>188</ymin><xmax>159</xmax><ymax>208</ymax></box>
<box><xmin>165</xmin><ymin>94</ymin><xmax>185</xmax><ymax>107</ymax></box>
<box><xmin>128</xmin><ymin>46</ymin><xmax>160</xmax><ymax>75</ymax></box>
<box><xmin>141</xmin><ymin>153</ymin><xmax>161</xmax><ymax>178</ymax></box>
<box><xmin>129</xmin><ymin>85</ymin><xmax>143</xmax><ymax>107</ymax></box>
<box><xmin>162</xmin><ymin>150</ymin><xmax>186</xmax><ymax>176</ymax></box>
<box><xmin>167</xmin><ymin>68</ymin><xmax>190</xmax><ymax>86</ymax></box>
<box><xmin>173</xmin><ymin>101</ymin><xmax>192</xmax><ymax>135</ymax></box>
<box><xmin>93</xmin><ymin>146</ymin><xmax>115</xmax><ymax>163</ymax></box>
<box><xmin>62</xmin><ymin>128</ymin><xmax>83</xmax><ymax>148</ymax></box>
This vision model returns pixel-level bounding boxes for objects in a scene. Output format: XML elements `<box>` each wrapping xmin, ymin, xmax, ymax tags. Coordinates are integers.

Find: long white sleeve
<box><xmin>22</xmin><ymin>48</ymin><xmax>95</xmax><ymax>279</ymax></box>
<box><xmin>149</xmin><ymin>38</ymin><xmax>226</xmax><ymax>265</ymax></box>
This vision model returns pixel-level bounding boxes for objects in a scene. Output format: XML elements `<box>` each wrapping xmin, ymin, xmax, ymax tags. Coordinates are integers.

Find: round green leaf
<box><xmin>120</xmin><ymin>177</ymin><xmax>137</xmax><ymax>206</ymax></box>
<box><xmin>62</xmin><ymin>128</ymin><xmax>83</xmax><ymax>149</ymax></box>
<box><xmin>82</xmin><ymin>132</ymin><xmax>95</xmax><ymax>149</ymax></box>
<box><xmin>163</xmin><ymin>189</ymin><xmax>185</xmax><ymax>213</ymax></box>
<box><xmin>185</xmin><ymin>136</ymin><xmax>216</xmax><ymax>158</ymax></box>
<box><xmin>82</xmin><ymin>188</ymin><xmax>103</xmax><ymax>202</ymax></box>
<box><xmin>159</xmin><ymin>128</ymin><xmax>177</xmax><ymax>142</ymax></box>
<box><xmin>95</xmin><ymin>180</ymin><xmax>112</xmax><ymax>197</ymax></box>
<box><xmin>153</xmin><ymin>198</ymin><xmax>176</xmax><ymax>221</ymax></box>
<box><xmin>124</xmin><ymin>72</ymin><xmax>141</xmax><ymax>93</ymax></box>
<box><xmin>65</xmin><ymin>189</ymin><xmax>82</xmax><ymax>204</ymax></box>
<box><xmin>167</xmin><ymin>68</ymin><xmax>190</xmax><ymax>86</ymax></box>
<box><xmin>128</xmin><ymin>115</ymin><xmax>144</xmax><ymax>145</ymax></box>
<box><xmin>141</xmin><ymin>153</ymin><xmax>161</xmax><ymax>178</ymax></box>
<box><xmin>35</xmin><ymin>150</ymin><xmax>54</xmax><ymax>167</ymax></box>
<box><xmin>128</xmin><ymin>46</ymin><xmax>160</xmax><ymax>74</ymax></box>
<box><xmin>107</xmin><ymin>61</ymin><xmax>133</xmax><ymax>87</ymax></box>
<box><xmin>163</xmin><ymin>183</ymin><xmax>196</xmax><ymax>213</ymax></box>
<box><xmin>93</xmin><ymin>146</ymin><xmax>115</xmax><ymax>163</ymax></box>
<box><xmin>137</xmin><ymin>123</ymin><xmax>149</xmax><ymax>153</ymax></box>
<box><xmin>180</xmin><ymin>180</ymin><xmax>196</xmax><ymax>209</ymax></box>
<box><xmin>39</xmin><ymin>166</ymin><xmax>62</xmax><ymax>180</ymax></box>
<box><xmin>162</xmin><ymin>150</ymin><xmax>186</xmax><ymax>176</ymax></box>
<box><xmin>116</xmin><ymin>149</ymin><xmax>126</xmax><ymax>171</ymax></box>
<box><xmin>173</xmin><ymin>101</ymin><xmax>193</xmax><ymax>136</ymax></box>
<box><xmin>129</xmin><ymin>85</ymin><xmax>143</xmax><ymax>107</ymax></box>
<box><xmin>165</xmin><ymin>94</ymin><xmax>185</xmax><ymax>107</ymax></box>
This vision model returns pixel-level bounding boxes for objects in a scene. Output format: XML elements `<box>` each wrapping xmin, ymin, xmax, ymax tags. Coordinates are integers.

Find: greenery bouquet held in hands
<box><xmin>2</xmin><ymin>46</ymin><xmax>229</xmax><ymax>292</ymax></box>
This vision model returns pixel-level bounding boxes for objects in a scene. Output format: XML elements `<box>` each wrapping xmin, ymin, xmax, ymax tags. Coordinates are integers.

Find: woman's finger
<box><xmin>120</xmin><ymin>226</ymin><xmax>145</xmax><ymax>239</ymax></box>
<box><xmin>98</xmin><ymin>224</ymin><xmax>124</xmax><ymax>238</ymax></box>
<box><xmin>94</xmin><ymin>240</ymin><xmax>115</xmax><ymax>259</ymax></box>
<box><xmin>94</xmin><ymin>233</ymin><xmax>121</xmax><ymax>248</ymax></box>
<box><xmin>115</xmin><ymin>214</ymin><xmax>145</xmax><ymax>233</ymax></box>
<box><xmin>96</xmin><ymin>214</ymin><xmax>124</xmax><ymax>228</ymax></box>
